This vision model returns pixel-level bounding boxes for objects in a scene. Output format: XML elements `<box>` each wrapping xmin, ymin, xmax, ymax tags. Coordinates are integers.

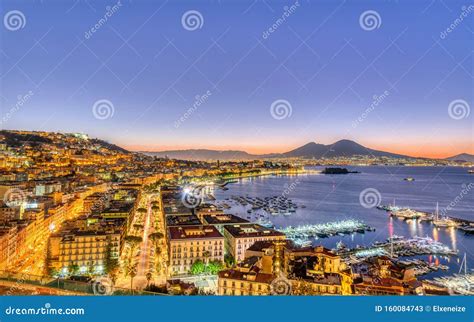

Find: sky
<box><xmin>0</xmin><ymin>0</ymin><xmax>473</xmax><ymax>158</ymax></box>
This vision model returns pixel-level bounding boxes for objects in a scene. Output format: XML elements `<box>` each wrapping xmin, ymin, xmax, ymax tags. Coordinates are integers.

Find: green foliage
<box><xmin>189</xmin><ymin>260</ymin><xmax>224</xmax><ymax>275</ymax></box>
<box><xmin>206</xmin><ymin>260</ymin><xmax>224</xmax><ymax>274</ymax></box>
<box><xmin>68</xmin><ymin>263</ymin><xmax>79</xmax><ymax>275</ymax></box>
<box><xmin>104</xmin><ymin>241</ymin><xmax>120</xmax><ymax>279</ymax></box>
<box><xmin>224</xmin><ymin>254</ymin><xmax>235</xmax><ymax>267</ymax></box>
<box><xmin>190</xmin><ymin>260</ymin><xmax>205</xmax><ymax>275</ymax></box>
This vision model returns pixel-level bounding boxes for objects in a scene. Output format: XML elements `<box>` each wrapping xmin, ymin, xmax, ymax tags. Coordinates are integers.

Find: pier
<box><xmin>278</xmin><ymin>219</ymin><xmax>374</xmax><ymax>240</ymax></box>
<box><xmin>337</xmin><ymin>236</ymin><xmax>458</xmax><ymax>262</ymax></box>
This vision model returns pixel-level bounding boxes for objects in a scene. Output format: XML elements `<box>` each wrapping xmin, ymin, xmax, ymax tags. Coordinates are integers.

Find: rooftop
<box><xmin>224</xmin><ymin>224</ymin><xmax>285</xmax><ymax>238</ymax></box>
<box><xmin>166</xmin><ymin>214</ymin><xmax>202</xmax><ymax>227</ymax></box>
<box><xmin>202</xmin><ymin>214</ymin><xmax>250</xmax><ymax>225</ymax></box>
<box><xmin>168</xmin><ymin>225</ymin><xmax>223</xmax><ymax>241</ymax></box>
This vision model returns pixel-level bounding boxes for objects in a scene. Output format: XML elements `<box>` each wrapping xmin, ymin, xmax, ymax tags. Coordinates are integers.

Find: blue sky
<box><xmin>1</xmin><ymin>0</ymin><xmax>473</xmax><ymax>157</ymax></box>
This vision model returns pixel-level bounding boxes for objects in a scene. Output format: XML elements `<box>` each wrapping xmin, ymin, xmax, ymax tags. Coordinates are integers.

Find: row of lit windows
<box><xmin>172</xmin><ymin>251</ymin><xmax>222</xmax><ymax>259</ymax></box>
<box><xmin>172</xmin><ymin>245</ymin><xmax>222</xmax><ymax>253</ymax></box>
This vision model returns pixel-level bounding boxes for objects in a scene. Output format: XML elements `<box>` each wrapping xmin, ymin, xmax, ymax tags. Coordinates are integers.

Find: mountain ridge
<box><xmin>445</xmin><ymin>153</ymin><xmax>474</xmax><ymax>162</ymax></box>
<box><xmin>142</xmin><ymin>139</ymin><xmax>412</xmax><ymax>161</ymax></box>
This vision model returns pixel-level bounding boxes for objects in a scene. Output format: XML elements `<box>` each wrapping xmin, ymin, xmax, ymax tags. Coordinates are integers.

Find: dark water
<box><xmin>214</xmin><ymin>166</ymin><xmax>474</xmax><ymax>279</ymax></box>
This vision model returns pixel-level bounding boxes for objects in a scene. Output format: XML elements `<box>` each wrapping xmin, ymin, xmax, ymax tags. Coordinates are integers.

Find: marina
<box><xmin>428</xmin><ymin>254</ymin><xmax>474</xmax><ymax>295</ymax></box>
<box><xmin>278</xmin><ymin>219</ymin><xmax>373</xmax><ymax>239</ymax></box>
<box><xmin>217</xmin><ymin>195</ymin><xmax>300</xmax><ymax>216</ymax></box>
<box><xmin>377</xmin><ymin>201</ymin><xmax>474</xmax><ymax>232</ymax></box>
<box><xmin>337</xmin><ymin>236</ymin><xmax>458</xmax><ymax>260</ymax></box>
<box><xmin>213</xmin><ymin>166</ymin><xmax>474</xmax><ymax>280</ymax></box>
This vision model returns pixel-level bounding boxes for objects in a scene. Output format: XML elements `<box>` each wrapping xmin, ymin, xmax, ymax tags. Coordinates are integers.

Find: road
<box><xmin>131</xmin><ymin>195</ymin><xmax>154</xmax><ymax>289</ymax></box>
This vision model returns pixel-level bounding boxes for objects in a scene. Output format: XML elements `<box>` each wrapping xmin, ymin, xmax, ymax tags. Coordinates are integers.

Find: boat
<box><xmin>432</xmin><ymin>202</ymin><xmax>458</xmax><ymax>228</ymax></box>
<box><xmin>468</xmin><ymin>170</ymin><xmax>474</xmax><ymax>174</ymax></box>
<box><xmin>391</xmin><ymin>208</ymin><xmax>424</xmax><ymax>220</ymax></box>
<box><xmin>460</xmin><ymin>225</ymin><xmax>474</xmax><ymax>234</ymax></box>
<box><xmin>404</xmin><ymin>177</ymin><xmax>415</xmax><ymax>181</ymax></box>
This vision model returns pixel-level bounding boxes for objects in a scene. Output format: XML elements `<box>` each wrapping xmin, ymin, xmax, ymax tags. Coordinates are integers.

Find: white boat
<box><xmin>432</xmin><ymin>202</ymin><xmax>458</xmax><ymax>228</ymax></box>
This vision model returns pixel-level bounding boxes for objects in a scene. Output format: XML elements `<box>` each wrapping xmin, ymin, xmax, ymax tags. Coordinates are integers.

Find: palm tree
<box><xmin>145</xmin><ymin>271</ymin><xmax>152</xmax><ymax>287</ymax></box>
<box><xmin>124</xmin><ymin>236</ymin><xmax>142</xmax><ymax>256</ymax></box>
<box><xmin>203</xmin><ymin>250</ymin><xmax>211</xmax><ymax>265</ymax></box>
<box><xmin>124</xmin><ymin>262</ymin><xmax>137</xmax><ymax>291</ymax></box>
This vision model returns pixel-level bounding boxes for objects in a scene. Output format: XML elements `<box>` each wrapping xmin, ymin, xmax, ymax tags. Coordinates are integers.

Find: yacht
<box><xmin>432</xmin><ymin>202</ymin><xmax>458</xmax><ymax>228</ymax></box>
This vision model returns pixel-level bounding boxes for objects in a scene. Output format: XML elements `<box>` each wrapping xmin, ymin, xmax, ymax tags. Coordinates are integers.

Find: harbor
<box><xmin>337</xmin><ymin>235</ymin><xmax>458</xmax><ymax>260</ymax></box>
<box><xmin>212</xmin><ymin>166</ymin><xmax>474</xmax><ymax>280</ymax></box>
<box><xmin>278</xmin><ymin>219</ymin><xmax>374</xmax><ymax>240</ymax></box>
<box><xmin>377</xmin><ymin>201</ymin><xmax>474</xmax><ymax>233</ymax></box>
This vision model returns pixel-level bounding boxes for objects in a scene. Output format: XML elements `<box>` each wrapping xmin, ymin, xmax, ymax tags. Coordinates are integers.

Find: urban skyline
<box><xmin>0</xmin><ymin>0</ymin><xmax>473</xmax><ymax>308</ymax></box>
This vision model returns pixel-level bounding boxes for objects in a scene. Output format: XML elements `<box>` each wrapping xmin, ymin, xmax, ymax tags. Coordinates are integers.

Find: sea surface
<box><xmin>213</xmin><ymin>166</ymin><xmax>474</xmax><ymax>279</ymax></box>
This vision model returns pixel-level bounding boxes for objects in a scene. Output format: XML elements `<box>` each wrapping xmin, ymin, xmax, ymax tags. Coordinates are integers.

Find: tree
<box><xmin>149</xmin><ymin>232</ymin><xmax>164</xmax><ymax>253</ymax></box>
<box><xmin>68</xmin><ymin>263</ymin><xmax>79</xmax><ymax>275</ymax></box>
<box><xmin>224</xmin><ymin>254</ymin><xmax>235</xmax><ymax>268</ymax></box>
<box><xmin>190</xmin><ymin>260</ymin><xmax>205</xmax><ymax>275</ymax></box>
<box><xmin>87</xmin><ymin>263</ymin><xmax>95</xmax><ymax>276</ymax></box>
<box><xmin>202</xmin><ymin>250</ymin><xmax>211</xmax><ymax>264</ymax></box>
<box><xmin>124</xmin><ymin>236</ymin><xmax>142</xmax><ymax>257</ymax></box>
<box><xmin>124</xmin><ymin>262</ymin><xmax>138</xmax><ymax>291</ymax></box>
<box><xmin>206</xmin><ymin>260</ymin><xmax>224</xmax><ymax>275</ymax></box>
<box><xmin>104</xmin><ymin>241</ymin><xmax>120</xmax><ymax>284</ymax></box>
<box><xmin>149</xmin><ymin>232</ymin><xmax>164</xmax><ymax>241</ymax></box>
<box><xmin>146</xmin><ymin>271</ymin><xmax>153</xmax><ymax>287</ymax></box>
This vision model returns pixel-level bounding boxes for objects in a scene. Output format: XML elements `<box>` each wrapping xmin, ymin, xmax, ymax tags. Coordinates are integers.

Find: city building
<box><xmin>168</xmin><ymin>225</ymin><xmax>224</xmax><ymax>276</ymax></box>
<box><xmin>223</xmin><ymin>224</ymin><xmax>285</xmax><ymax>262</ymax></box>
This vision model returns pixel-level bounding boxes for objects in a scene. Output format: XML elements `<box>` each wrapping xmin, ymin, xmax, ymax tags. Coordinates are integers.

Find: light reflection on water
<box><xmin>213</xmin><ymin>166</ymin><xmax>474</xmax><ymax>279</ymax></box>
